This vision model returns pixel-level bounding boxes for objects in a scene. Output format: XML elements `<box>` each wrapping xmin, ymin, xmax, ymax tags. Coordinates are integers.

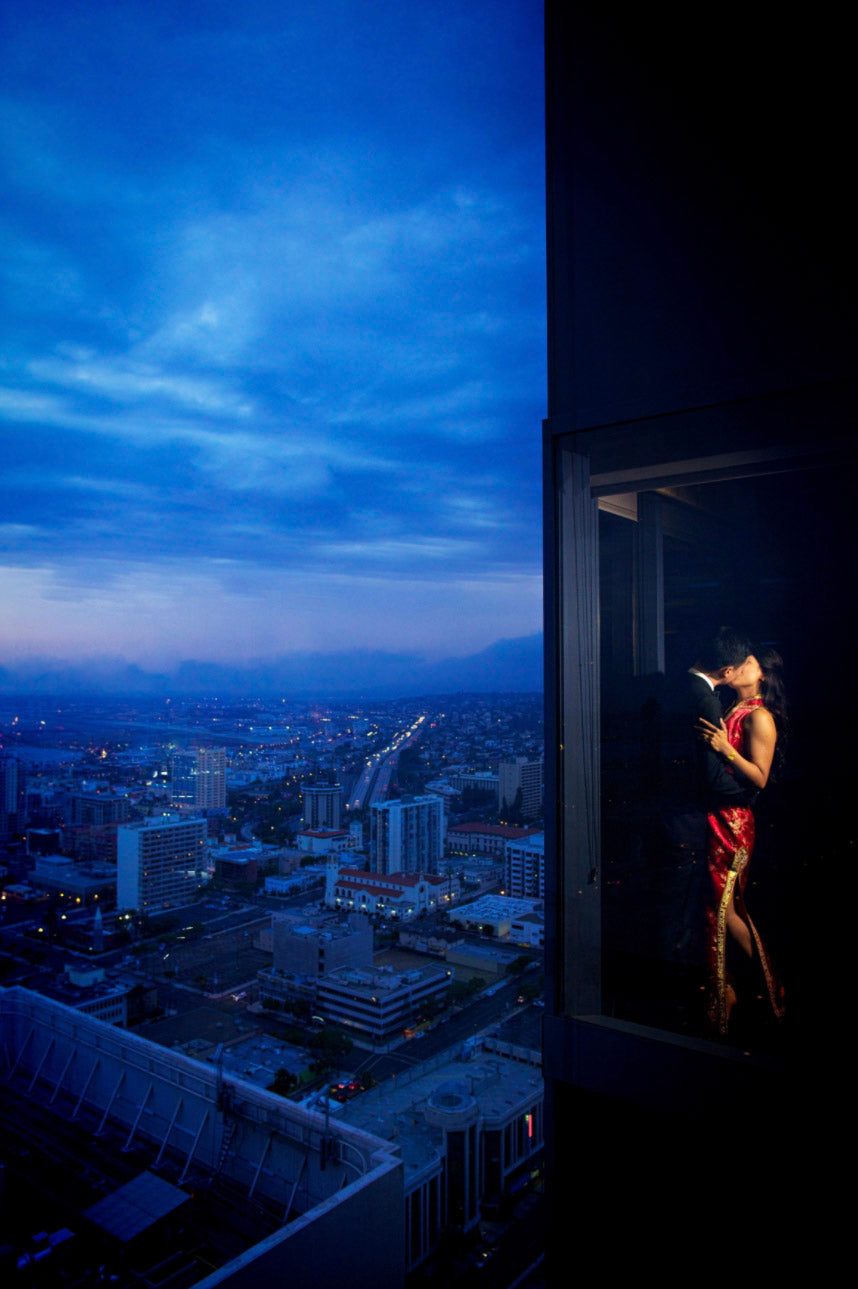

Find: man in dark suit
<box><xmin>688</xmin><ymin>627</ymin><xmax>755</xmax><ymax>812</ymax></box>
<box><xmin>660</xmin><ymin>627</ymin><xmax>754</xmax><ymax>970</ymax></box>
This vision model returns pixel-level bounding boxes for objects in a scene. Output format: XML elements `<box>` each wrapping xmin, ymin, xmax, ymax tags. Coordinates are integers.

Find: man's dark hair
<box><xmin>693</xmin><ymin>626</ymin><xmax>753</xmax><ymax>674</ymax></box>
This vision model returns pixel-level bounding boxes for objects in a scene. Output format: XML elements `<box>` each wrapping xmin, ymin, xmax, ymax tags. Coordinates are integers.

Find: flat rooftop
<box><xmin>339</xmin><ymin>1040</ymin><xmax>542</xmax><ymax>1182</ymax></box>
<box><xmin>0</xmin><ymin>1079</ymin><xmax>282</xmax><ymax>1288</ymax></box>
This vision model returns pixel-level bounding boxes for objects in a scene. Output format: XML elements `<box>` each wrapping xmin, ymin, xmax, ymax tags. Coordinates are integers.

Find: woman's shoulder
<box><xmin>747</xmin><ymin>704</ymin><xmax>777</xmax><ymax>734</ymax></box>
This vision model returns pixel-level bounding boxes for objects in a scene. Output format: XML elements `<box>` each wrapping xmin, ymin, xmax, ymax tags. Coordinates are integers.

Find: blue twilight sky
<box><xmin>0</xmin><ymin>1</ymin><xmax>545</xmax><ymax>674</ymax></box>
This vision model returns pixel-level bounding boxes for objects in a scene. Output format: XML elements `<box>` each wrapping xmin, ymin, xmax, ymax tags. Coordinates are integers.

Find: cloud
<box><xmin>0</xmin><ymin>2</ymin><xmax>545</xmax><ymax>669</ymax></box>
<box><xmin>28</xmin><ymin>353</ymin><xmax>255</xmax><ymax>417</ymax></box>
<box><xmin>0</xmin><ymin>559</ymin><xmax>543</xmax><ymax>668</ymax></box>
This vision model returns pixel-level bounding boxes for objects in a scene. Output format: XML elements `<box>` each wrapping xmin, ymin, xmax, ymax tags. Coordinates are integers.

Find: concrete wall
<box><xmin>193</xmin><ymin>1155</ymin><xmax>405</xmax><ymax>1289</ymax></box>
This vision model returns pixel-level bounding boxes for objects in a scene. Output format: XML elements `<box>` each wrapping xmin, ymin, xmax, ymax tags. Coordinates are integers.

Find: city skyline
<box><xmin>1</xmin><ymin>2</ymin><xmax>545</xmax><ymax>675</ymax></box>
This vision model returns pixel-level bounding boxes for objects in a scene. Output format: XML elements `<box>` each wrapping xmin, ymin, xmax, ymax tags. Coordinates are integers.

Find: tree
<box><xmin>507</xmin><ymin>787</ymin><xmax>524</xmax><ymax>825</ymax></box>
<box><xmin>270</xmin><ymin>1067</ymin><xmax>296</xmax><ymax>1096</ymax></box>
<box><xmin>307</xmin><ymin>1027</ymin><xmax>353</xmax><ymax>1066</ymax></box>
<box><xmin>418</xmin><ymin>994</ymin><xmax>444</xmax><ymax>1021</ymax></box>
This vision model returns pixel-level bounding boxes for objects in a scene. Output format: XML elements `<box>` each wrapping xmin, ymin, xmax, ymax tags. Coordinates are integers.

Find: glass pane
<box><xmin>599</xmin><ymin>466</ymin><xmax>853</xmax><ymax>1049</ymax></box>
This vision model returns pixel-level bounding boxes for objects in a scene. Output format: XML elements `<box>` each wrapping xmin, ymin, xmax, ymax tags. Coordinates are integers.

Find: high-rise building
<box><xmin>498</xmin><ymin>758</ymin><xmax>544</xmax><ymax>821</ymax></box>
<box><xmin>0</xmin><ymin>754</ymin><xmax>25</xmax><ymax>844</ymax></box>
<box><xmin>169</xmin><ymin>750</ymin><xmax>198</xmax><ymax>806</ymax></box>
<box><xmin>195</xmin><ymin>747</ymin><xmax>226</xmax><ymax>809</ymax></box>
<box><xmin>541</xmin><ymin>4</ymin><xmax>853</xmax><ymax>1268</ymax></box>
<box><xmin>504</xmin><ymin>832</ymin><xmax>545</xmax><ymax>900</ymax></box>
<box><xmin>70</xmin><ymin>793</ymin><xmax>131</xmax><ymax>826</ymax></box>
<box><xmin>116</xmin><ymin>814</ymin><xmax>207</xmax><ymax>912</ymax></box>
<box><xmin>301</xmin><ymin>783</ymin><xmax>342</xmax><ymax>829</ymax></box>
<box><xmin>170</xmin><ymin>748</ymin><xmax>226</xmax><ymax>810</ymax></box>
<box><xmin>371</xmin><ymin>794</ymin><xmax>444</xmax><ymax>875</ymax></box>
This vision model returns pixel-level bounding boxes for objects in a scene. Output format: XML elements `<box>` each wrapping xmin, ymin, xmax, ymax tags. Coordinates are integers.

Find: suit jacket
<box><xmin>689</xmin><ymin>673</ymin><xmax>753</xmax><ymax>809</ymax></box>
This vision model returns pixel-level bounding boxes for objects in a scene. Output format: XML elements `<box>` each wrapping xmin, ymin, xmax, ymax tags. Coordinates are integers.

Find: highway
<box><xmin>346</xmin><ymin>712</ymin><xmax>429</xmax><ymax>812</ymax></box>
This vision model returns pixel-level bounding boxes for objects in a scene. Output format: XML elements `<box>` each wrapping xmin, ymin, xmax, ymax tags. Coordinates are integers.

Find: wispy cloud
<box><xmin>0</xmin><ymin>1</ymin><xmax>545</xmax><ymax>669</ymax></box>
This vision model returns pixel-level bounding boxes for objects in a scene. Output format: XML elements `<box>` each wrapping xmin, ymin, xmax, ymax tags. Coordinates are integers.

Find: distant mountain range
<box><xmin>0</xmin><ymin>633</ymin><xmax>544</xmax><ymax>698</ymax></box>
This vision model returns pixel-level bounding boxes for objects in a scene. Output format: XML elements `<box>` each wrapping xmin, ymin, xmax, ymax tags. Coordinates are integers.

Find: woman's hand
<box><xmin>697</xmin><ymin>716</ymin><xmax>732</xmax><ymax>759</ymax></box>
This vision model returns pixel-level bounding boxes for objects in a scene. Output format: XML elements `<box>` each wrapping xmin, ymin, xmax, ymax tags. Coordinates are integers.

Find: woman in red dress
<box><xmin>698</xmin><ymin>647</ymin><xmax>787</xmax><ymax>1037</ymax></box>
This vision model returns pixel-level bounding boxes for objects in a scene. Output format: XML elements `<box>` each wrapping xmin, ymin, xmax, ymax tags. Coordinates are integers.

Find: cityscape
<box><xmin>0</xmin><ymin>690</ymin><xmax>546</xmax><ymax>1286</ymax></box>
<box><xmin>2</xmin><ymin>0</ymin><xmax>846</xmax><ymax>1282</ymax></box>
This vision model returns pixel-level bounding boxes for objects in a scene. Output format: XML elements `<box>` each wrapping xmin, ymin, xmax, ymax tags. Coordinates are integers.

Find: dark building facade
<box><xmin>542</xmin><ymin>2</ymin><xmax>855</xmax><ymax>1272</ymax></box>
<box><xmin>0</xmin><ymin>754</ymin><xmax>26</xmax><ymax>845</ymax></box>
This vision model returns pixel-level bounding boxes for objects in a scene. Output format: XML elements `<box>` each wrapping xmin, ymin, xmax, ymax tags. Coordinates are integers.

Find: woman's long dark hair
<box><xmin>757</xmin><ymin>645</ymin><xmax>788</xmax><ymax>774</ymax></box>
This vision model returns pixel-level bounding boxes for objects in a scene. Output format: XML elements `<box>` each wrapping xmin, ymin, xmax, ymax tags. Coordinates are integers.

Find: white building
<box><xmin>504</xmin><ymin>831</ymin><xmax>545</xmax><ymax>899</ymax></box>
<box><xmin>117</xmin><ymin>814</ymin><xmax>207</xmax><ymax>912</ymax></box>
<box><xmin>326</xmin><ymin>863</ymin><xmax>458</xmax><ymax>920</ymax></box>
<box><xmin>296</xmin><ymin>827</ymin><xmax>354</xmax><ymax>855</ymax></box>
<box><xmin>509</xmin><ymin>910</ymin><xmax>545</xmax><ymax>949</ymax></box>
<box><xmin>196</xmin><ymin>746</ymin><xmax>227</xmax><ymax>809</ymax></box>
<box><xmin>448</xmin><ymin>895</ymin><xmax>543</xmax><ymax>940</ymax></box>
<box><xmin>498</xmin><ymin>757</ymin><xmax>544</xmax><ymax>820</ymax></box>
<box><xmin>371</xmin><ymin>794</ymin><xmax>444</xmax><ymax>875</ymax></box>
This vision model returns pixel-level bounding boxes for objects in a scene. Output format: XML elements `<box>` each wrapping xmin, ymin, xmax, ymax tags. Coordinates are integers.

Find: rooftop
<box><xmin>447</xmin><ymin>823</ymin><xmax>542</xmax><ymax>839</ymax></box>
<box><xmin>339</xmin><ymin>1038</ymin><xmax>542</xmax><ymax>1182</ymax></box>
<box><xmin>450</xmin><ymin>895</ymin><xmax>544</xmax><ymax>920</ymax></box>
<box><xmin>334</xmin><ymin>868</ymin><xmax>447</xmax><ymax>891</ymax></box>
<box><xmin>0</xmin><ymin>987</ymin><xmax>402</xmax><ymax>1288</ymax></box>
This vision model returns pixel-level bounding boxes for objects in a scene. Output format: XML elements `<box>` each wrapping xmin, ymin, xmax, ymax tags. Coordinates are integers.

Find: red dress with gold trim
<box><xmin>705</xmin><ymin>698</ymin><xmax>785</xmax><ymax>1036</ymax></box>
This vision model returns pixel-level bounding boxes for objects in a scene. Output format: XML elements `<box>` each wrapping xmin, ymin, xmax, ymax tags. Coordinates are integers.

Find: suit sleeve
<box><xmin>696</xmin><ymin>687</ymin><xmax>746</xmax><ymax>802</ymax></box>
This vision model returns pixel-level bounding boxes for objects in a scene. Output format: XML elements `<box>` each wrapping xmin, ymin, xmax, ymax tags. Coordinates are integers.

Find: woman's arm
<box><xmin>697</xmin><ymin>709</ymin><xmax>777</xmax><ymax>790</ymax></box>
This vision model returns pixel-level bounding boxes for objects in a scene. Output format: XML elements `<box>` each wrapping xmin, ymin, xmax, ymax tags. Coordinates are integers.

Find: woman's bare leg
<box><xmin>726</xmin><ymin>889</ymin><xmax>753</xmax><ymax>957</ymax></box>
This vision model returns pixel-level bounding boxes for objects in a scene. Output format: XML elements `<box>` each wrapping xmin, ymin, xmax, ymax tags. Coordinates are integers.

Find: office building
<box><xmin>271</xmin><ymin>911</ymin><xmax>373</xmax><ymax>978</ymax></box>
<box><xmin>301</xmin><ymin>783</ymin><xmax>342</xmax><ymax>829</ymax></box>
<box><xmin>195</xmin><ymin>747</ymin><xmax>226</xmax><ymax>809</ymax></box>
<box><xmin>32</xmin><ymin>855</ymin><xmax>117</xmax><ymax>905</ymax></box>
<box><xmin>316</xmin><ymin>964</ymin><xmax>450</xmax><ymax>1043</ymax></box>
<box><xmin>371</xmin><ymin>794</ymin><xmax>444</xmax><ymax>875</ymax></box>
<box><xmin>0</xmin><ymin>753</ymin><xmax>25</xmax><ymax>844</ymax></box>
<box><xmin>169</xmin><ymin>750</ymin><xmax>197</xmax><ymax>806</ymax></box>
<box><xmin>70</xmin><ymin>793</ymin><xmax>131</xmax><ymax>826</ymax></box>
<box><xmin>498</xmin><ymin>758</ymin><xmax>543</xmax><ymax>821</ymax></box>
<box><xmin>449</xmin><ymin>770</ymin><xmax>499</xmax><ymax>797</ymax></box>
<box><xmin>339</xmin><ymin>1028</ymin><xmax>543</xmax><ymax>1265</ymax></box>
<box><xmin>116</xmin><ymin>814</ymin><xmax>207</xmax><ymax>912</ymax></box>
<box><xmin>170</xmin><ymin>747</ymin><xmax>227</xmax><ymax>810</ymax></box>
